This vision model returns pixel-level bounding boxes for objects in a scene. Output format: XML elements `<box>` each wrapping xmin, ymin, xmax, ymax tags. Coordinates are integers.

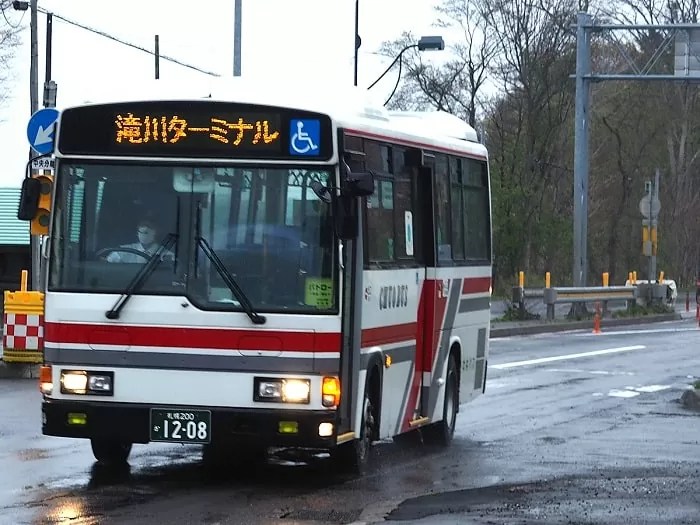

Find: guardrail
<box><xmin>513</xmin><ymin>285</ymin><xmax>640</xmax><ymax>320</ymax></box>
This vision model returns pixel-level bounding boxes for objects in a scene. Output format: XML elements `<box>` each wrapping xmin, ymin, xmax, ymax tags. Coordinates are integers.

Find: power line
<box><xmin>36</xmin><ymin>7</ymin><xmax>221</xmax><ymax>77</ymax></box>
<box><xmin>1</xmin><ymin>3</ymin><xmax>26</xmax><ymax>29</ymax></box>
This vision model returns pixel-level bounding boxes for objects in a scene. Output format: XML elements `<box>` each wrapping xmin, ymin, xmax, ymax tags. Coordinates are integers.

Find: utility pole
<box><xmin>155</xmin><ymin>35</ymin><xmax>160</xmax><ymax>79</ymax></box>
<box><xmin>353</xmin><ymin>0</ymin><xmax>360</xmax><ymax>86</ymax></box>
<box><xmin>29</xmin><ymin>0</ymin><xmax>40</xmax><ymax>291</ymax></box>
<box><xmin>572</xmin><ymin>11</ymin><xmax>591</xmax><ymax>291</ymax></box>
<box><xmin>233</xmin><ymin>0</ymin><xmax>241</xmax><ymax>76</ymax></box>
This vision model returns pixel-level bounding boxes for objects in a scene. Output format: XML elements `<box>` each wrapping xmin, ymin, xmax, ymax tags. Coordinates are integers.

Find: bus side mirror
<box><xmin>17</xmin><ymin>177</ymin><xmax>41</xmax><ymax>221</ymax></box>
<box><xmin>310</xmin><ymin>180</ymin><xmax>332</xmax><ymax>204</ymax></box>
<box><xmin>344</xmin><ymin>171</ymin><xmax>374</xmax><ymax>198</ymax></box>
<box><xmin>310</xmin><ymin>168</ymin><xmax>375</xmax><ymax>203</ymax></box>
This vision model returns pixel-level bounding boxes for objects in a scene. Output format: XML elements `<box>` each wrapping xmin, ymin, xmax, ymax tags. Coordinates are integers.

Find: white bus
<box><xmin>20</xmin><ymin>81</ymin><xmax>492</xmax><ymax>473</ymax></box>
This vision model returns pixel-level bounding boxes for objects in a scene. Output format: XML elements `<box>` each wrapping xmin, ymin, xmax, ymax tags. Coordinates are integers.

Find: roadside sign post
<box><xmin>639</xmin><ymin>169</ymin><xmax>661</xmax><ymax>304</ymax></box>
<box><xmin>26</xmin><ymin>107</ymin><xmax>59</xmax><ymax>291</ymax></box>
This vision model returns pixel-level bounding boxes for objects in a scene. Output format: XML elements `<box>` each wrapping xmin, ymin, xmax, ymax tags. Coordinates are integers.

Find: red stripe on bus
<box><xmin>401</xmin><ymin>285</ymin><xmax>428</xmax><ymax>432</ymax></box>
<box><xmin>462</xmin><ymin>277</ymin><xmax>491</xmax><ymax>294</ymax></box>
<box><xmin>44</xmin><ymin>322</ymin><xmax>341</xmax><ymax>353</ymax></box>
<box><xmin>361</xmin><ymin>323</ymin><xmax>417</xmax><ymax>347</ymax></box>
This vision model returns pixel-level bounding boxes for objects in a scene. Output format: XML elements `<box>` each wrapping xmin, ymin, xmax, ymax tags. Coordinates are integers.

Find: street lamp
<box><xmin>367</xmin><ymin>36</ymin><xmax>445</xmax><ymax>106</ymax></box>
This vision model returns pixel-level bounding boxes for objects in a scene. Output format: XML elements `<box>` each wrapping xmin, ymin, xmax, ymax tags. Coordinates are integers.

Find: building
<box><xmin>0</xmin><ymin>188</ymin><xmax>31</xmax><ymax>302</ymax></box>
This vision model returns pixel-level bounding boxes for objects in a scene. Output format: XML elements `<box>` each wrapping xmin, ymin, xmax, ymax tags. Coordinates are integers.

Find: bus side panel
<box><xmin>360</xmin><ymin>267</ymin><xmax>422</xmax><ymax>440</ymax></box>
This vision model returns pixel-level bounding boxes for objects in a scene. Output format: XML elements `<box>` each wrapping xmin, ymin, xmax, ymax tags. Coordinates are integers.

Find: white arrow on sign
<box><xmin>34</xmin><ymin>123</ymin><xmax>56</xmax><ymax>146</ymax></box>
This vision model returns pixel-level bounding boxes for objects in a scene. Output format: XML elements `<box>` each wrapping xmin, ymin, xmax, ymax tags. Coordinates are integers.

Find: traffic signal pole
<box><xmin>29</xmin><ymin>0</ymin><xmax>40</xmax><ymax>291</ymax></box>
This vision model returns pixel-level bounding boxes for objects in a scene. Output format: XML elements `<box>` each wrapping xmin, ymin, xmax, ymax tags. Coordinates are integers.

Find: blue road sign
<box><xmin>27</xmin><ymin>108</ymin><xmax>60</xmax><ymax>155</ymax></box>
<box><xmin>289</xmin><ymin>119</ymin><xmax>320</xmax><ymax>156</ymax></box>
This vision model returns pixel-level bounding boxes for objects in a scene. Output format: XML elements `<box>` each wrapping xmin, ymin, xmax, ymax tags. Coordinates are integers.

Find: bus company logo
<box><xmin>379</xmin><ymin>284</ymin><xmax>409</xmax><ymax>310</ymax></box>
<box><xmin>364</xmin><ymin>286</ymin><xmax>372</xmax><ymax>301</ymax></box>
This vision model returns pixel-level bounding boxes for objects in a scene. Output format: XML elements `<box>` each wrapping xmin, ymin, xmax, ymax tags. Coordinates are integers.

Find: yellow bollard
<box><xmin>2</xmin><ymin>269</ymin><xmax>45</xmax><ymax>364</ymax></box>
<box><xmin>602</xmin><ymin>272</ymin><xmax>609</xmax><ymax>287</ymax></box>
<box><xmin>519</xmin><ymin>271</ymin><xmax>525</xmax><ymax>288</ymax></box>
<box><xmin>659</xmin><ymin>271</ymin><xmax>665</xmax><ymax>282</ymax></box>
<box><xmin>545</xmin><ymin>272</ymin><xmax>551</xmax><ymax>289</ymax></box>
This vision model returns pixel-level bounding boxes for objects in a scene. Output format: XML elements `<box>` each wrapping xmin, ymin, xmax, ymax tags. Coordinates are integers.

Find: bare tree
<box><xmin>378</xmin><ymin>0</ymin><xmax>497</xmax><ymax>128</ymax></box>
<box><xmin>604</xmin><ymin>0</ymin><xmax>700</xmax><ymax>284</ymax></box>
<box><xmin>0</xmin><ymin>1</ymin><xmax>23</xmax><ymax>112</ymax></box>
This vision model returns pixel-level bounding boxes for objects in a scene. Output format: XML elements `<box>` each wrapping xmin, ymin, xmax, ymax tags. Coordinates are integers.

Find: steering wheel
<box><xmin>96</xmin><ymin>246</ymin><xmax>151</xmax><ymax>262</ymax></box>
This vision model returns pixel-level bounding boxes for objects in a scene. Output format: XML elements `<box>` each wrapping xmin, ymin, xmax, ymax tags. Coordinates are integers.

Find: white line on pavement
<box><xmin>490</xmin><ymin>345</ymin><xmax>646</xmax><ymax>370</ymax></box>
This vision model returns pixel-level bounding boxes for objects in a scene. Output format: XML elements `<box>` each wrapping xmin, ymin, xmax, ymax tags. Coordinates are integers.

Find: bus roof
<box><xmin>62</xmin><ymin>77</ymin><xmax>487</xmax><ymax>160</ymax></box>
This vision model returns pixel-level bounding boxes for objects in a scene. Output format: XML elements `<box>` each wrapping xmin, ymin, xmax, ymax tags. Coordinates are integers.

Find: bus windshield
<box><xmin>49</xmin><ymin>161</ymin><xmax>338</xmax><ymax>314</ymax></box>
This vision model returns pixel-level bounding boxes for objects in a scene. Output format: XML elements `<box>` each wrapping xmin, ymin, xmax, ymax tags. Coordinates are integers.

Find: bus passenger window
<box><xmin>366</xmin><ymin>178</ymin><xmax>395</xmax><ymax>262</ymax></box>
<box><xmin>434</xmin><ymin>155</ymin><xmax>452</xmax><ymax>262</ymax></box>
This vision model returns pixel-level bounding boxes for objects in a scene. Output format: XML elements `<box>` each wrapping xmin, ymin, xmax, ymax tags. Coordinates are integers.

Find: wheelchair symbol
<box><xmin>290</xmin><ymin>120</ymin><xmax>319</xmax><ymax>155</ymax></box>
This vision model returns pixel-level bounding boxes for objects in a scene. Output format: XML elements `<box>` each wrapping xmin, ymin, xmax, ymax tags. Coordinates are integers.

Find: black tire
<box><xmin>90</xmin><ymin>439</ymin><xmax>132</xmax><ymax>465</ymax></box>
<box><xmin>422</xmin><ymin>354</ymin><xmax>458</xmax><ymax>447</ymax></box>
<box><xmin>332</xmin><ymin>392</ymin><xmax>375</xmax><ymax>475</ymax></box>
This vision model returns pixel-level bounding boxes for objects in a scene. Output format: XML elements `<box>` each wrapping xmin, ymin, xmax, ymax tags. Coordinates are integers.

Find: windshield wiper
<box><xmin>196</xmin><ymin>236</ymin><xmax>266</xmax><ymax>325</ymax></box>
<box><xmin>105</xmin><ymin>233</ymin><xmax>178</xmax><ymax>320</ymax></box>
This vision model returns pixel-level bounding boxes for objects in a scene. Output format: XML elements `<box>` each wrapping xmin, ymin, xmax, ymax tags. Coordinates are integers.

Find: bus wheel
<box><xmin>422</xmin><ymin>354</ymin><xmax>458</xmax><ymax>447</ymax></box>
<box><xmin>332</xmin><ymin>392</ymin><xmax>375</xmax><ymax>475</ymax></box>
<box><xmin>90</xmin><ymin>439</ymin><xmax>132</xmax><ymax>465</ymax></box>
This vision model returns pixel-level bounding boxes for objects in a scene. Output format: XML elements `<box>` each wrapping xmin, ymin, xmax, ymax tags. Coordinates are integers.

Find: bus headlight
<box><xmin>61</xmin><ymin>371</ymin><xmax>87</xmax><ymax>394</ymax></box>
<box><xmin>60</xmin><ymin>370</ymin><xmax>113</xmax><ymax>395</ymax></box>
<box><xmin>254</xmin><ymin>377</ymin><xmax>310</xmax><ymax>404</ymax></box>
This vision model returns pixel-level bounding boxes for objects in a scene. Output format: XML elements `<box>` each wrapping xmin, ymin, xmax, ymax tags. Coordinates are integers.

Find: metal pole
<box><xmin>155</xmin><ymin>35</ymin><xmax>160</xmax><ymax>79</ymax></box>
<box><xmin>29</xmin><ymin>0</ymin><xmax>40</xmax><ymax>291</ymax></box>
<box><xmin>353</xmin><ymin>0</ymin><xmax>360</xmax><ymax>86</ymax></box>
<box><xmin>573</xmin><ymin>11</ymin><xmax>591</xmax><ymax>289</ymax></box>
<box><xmin>45</xmin><ymin>12</ymin><xmax>52</xmax><ymax>82</ymax></box>
<box><xmin>233</xmin><ymin>0</ymin><xmax>241</xmax><ymax>76</ymax></box>
<box><xmin>650</xmin><ymin>168</ymin><xmax>659</xmax><ymax>284</ymax></box>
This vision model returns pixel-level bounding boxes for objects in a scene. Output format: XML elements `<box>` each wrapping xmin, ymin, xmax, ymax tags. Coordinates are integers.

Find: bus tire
<box><xmin>332</xmin><ymin>390</ymin><xmax>375</xmax><ymax>475</ymax></box>
<box><xmin>90</xmin><ymin>439</ymin><xmax>132</xmax><ymax>465</ymax></box>
<box><xmin>422</xmin><ymin>354</ymin><xmax>458</xmax><ymax>447</ymax></box>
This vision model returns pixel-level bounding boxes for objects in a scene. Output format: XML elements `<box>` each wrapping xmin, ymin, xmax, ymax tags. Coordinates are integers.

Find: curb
<box><xmin>490</xmin><ymin>312</ymin><xmax>682</xmax><ymax>338</ymax></box>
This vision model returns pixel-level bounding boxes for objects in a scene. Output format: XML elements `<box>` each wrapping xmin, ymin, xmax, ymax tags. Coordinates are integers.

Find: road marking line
<box><xmin>608</xmin><ymin>389</ymin><xmax>640</xmax><ymax>398</ymax></box>
<box><xmin>491</xmin><ymin>345</ymin><xmax>646</xmax><ymax>370</ymax></box>
<box><xmin>545</xmin><ymin>368</ymin><xmax>636</xmax><ymax>376</ymax></box>
<box><xmin>632</xmin><ymin>384</ymin><xmax>671</xmax><ymax>393</ymax></box>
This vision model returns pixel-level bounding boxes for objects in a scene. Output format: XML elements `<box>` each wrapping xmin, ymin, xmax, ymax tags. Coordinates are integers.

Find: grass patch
<box><xmin>694</xmin><ymin>380</ymin><xmax>700</xmax><ymax>390</ymax></box>
<box><xmin>495</xmin><ymin>302</ymin><xmax>541</xmax><ymax>322</ymax></box>
<box><xmin>611</xmin><ymin>303</ymin><xmax>674</xmax><ymax>319</ymax></box>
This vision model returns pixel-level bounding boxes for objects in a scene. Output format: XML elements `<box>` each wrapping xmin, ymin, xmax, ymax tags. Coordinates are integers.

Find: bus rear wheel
<box><xmin>422</xmin><ymin>354</ymin><xmax>458</xmax><ymax>447</ymax></box>
<box><xmin>90</xmin><ymin>439</ymin><xmax>132</xmax><ymax>465</ymax></box>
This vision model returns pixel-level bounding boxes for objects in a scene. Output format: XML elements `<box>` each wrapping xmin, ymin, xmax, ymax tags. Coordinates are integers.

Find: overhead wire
<box><xmin>36</xmin><ymin>6</ymin><xmax>220</xmax><ymax>77</ymax></box>
<box><xmin>1</xmin><ymin>3</ymin><xmax>26</xmax><ymax>30</ymax></box>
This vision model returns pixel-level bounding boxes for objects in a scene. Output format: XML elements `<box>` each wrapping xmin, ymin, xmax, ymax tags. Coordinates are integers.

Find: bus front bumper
<box><xmin>42</xmin><ymin>398</ymin><xmax>339</xmax><ymax>448</ymax></box>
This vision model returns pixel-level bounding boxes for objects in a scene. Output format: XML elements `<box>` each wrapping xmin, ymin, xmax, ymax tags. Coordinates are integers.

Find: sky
<box><xmin>0</xmin><ymin>0</ymin><xmax>448</xmax><ymax>188</ymax></box>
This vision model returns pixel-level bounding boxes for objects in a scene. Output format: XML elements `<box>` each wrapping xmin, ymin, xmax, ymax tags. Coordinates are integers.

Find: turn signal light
<box><xmin>322</xmin><ymin>376</ymin><xmax>340</xmax><ymax>407</ymax></box>
<box><xmin>39</xmin><ymin>365</ymin><xmax>52</xmax><ymax>395</ymax></box>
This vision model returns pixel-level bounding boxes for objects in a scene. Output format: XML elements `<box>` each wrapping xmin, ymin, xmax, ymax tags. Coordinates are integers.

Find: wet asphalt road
<box><xmin>1</xmin><ymin>317</ymin><xmax>699</xmax><ymax>525</ymax></box>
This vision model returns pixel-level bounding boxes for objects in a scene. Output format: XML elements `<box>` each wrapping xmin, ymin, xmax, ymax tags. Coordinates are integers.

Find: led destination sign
<box><xmin>57</xmin><ymin>101</ymin><xmax>333</xmax><ymax>160</ymax></box>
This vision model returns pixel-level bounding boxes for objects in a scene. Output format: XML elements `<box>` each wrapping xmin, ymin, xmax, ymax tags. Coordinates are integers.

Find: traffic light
<box><xmin>30</xmin><ymin>172</ymin><xmax>54</xmax><ymax>235</ymax></box>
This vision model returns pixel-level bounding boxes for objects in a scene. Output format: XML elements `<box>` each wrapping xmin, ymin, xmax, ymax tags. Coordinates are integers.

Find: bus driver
<box><xmin>106</xmin><ymin>219</ymin><xmax>174</xmax><ymax>263</ymax></box>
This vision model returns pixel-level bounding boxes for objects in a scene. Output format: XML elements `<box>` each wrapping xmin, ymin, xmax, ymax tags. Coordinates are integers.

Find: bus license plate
<box><xmin>150</xmin><ymin>409</ymin><xmax>211</xmax><ymax>444</ymax></box>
